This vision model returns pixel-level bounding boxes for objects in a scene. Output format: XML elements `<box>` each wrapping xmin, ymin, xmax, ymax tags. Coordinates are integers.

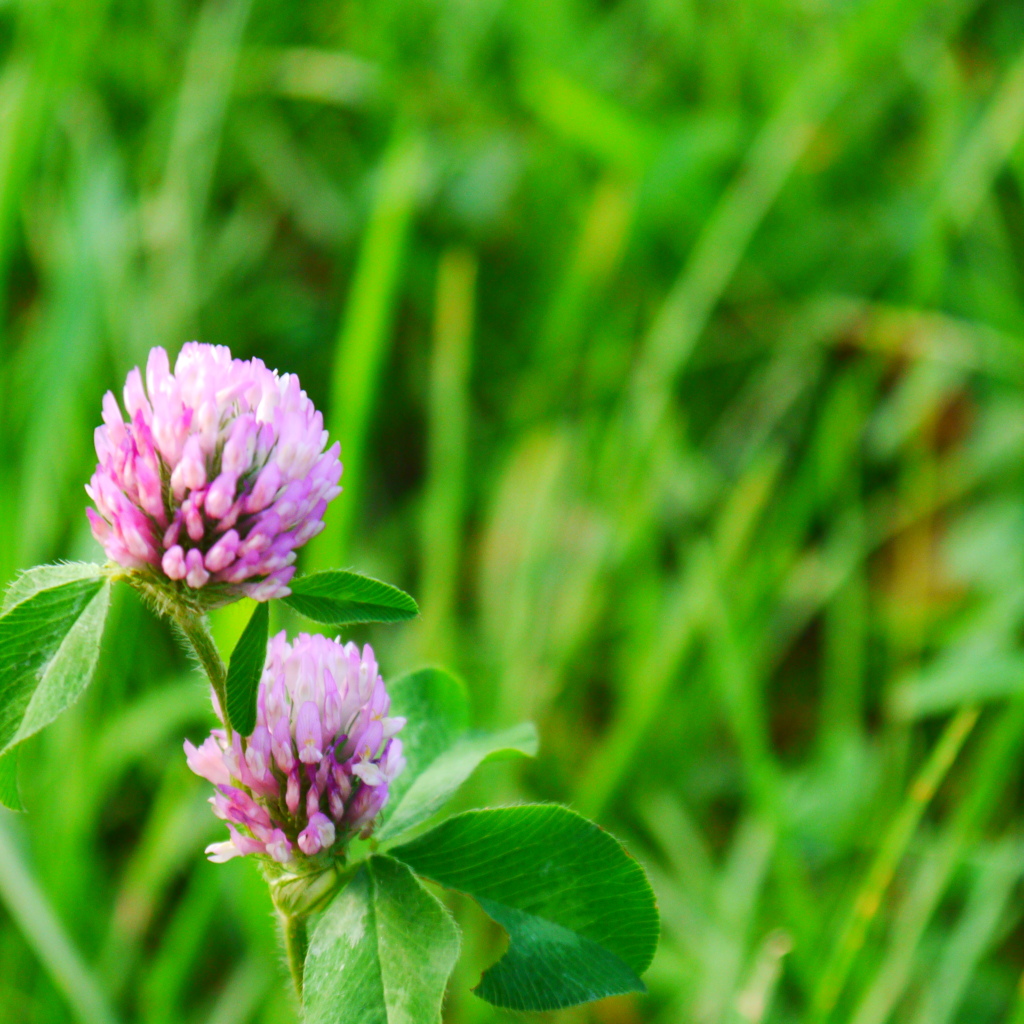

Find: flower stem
<box><xmin>173</xmin><ymin>608</ymin><xmax>230</xmax><ymax>733</ymax></box>
<box><xmin>279</xmin><ymin>910</ymin><xmax>308</xmax><ymax>998</ymax></box>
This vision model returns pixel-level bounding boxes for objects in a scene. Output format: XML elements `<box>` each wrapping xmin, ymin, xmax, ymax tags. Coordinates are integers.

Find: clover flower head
<box><xmin>86</xmin><ymin>343</ymin><xmax>342</xmax><ymax>602</ymax></box>
<box><xmin>185</xmin><ymin>632</ymin><xmax>406</xmax><ymax>864</ymax></box>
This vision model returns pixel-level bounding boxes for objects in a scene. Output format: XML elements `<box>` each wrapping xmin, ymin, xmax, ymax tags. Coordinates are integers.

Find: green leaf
<box><xmin>0</xmin><ymin>748</ymin><xmax>22</xmax><ymax>812</ymax></box>
<box><xmin>377</xmin><ymin>723</ymin><xmax>538</xmax><ymax>843</ymax></box>
<box><xmin>391</xmin><ymin>805</ymin><xmax>659</xmax><ymax>1012</ymax></box>
<box><xmin>224</xmin><ymin>601</ymin><xmax>269</xmax><ymax>735</ymax></box>
<box><xmin>375</xmin><ymin>668</ymin><xmax>537</xmax><ymax>843</ymax></box>
<box><xmin>382</xmin><ymin>667</ymin><xmax>470</xmax><ymax>813</ymax></box>
<box><xmin>303</xmin><ymin>855</ymin><xmax>460</xmax><ymax>1024</ymax></box>
<box><xmin>0</xmin><ymin>572</ymin><xmax>112</xmax><ymax>758</ymax></box>
<box><xmin>2</xmin><ymin>563</ymin><xmax>106</xmax><ymax>614</ymax></box>
<box><xmin>281</xmin><ymin>569</ymin><xmax>417</xmax><ymax>627</ymax></box>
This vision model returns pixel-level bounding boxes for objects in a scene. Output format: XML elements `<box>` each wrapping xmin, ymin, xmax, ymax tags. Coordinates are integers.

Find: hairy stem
<box><xmin>173</xmin><ymin>608</ymin><xmax>230</xmax><ymax>734</ymax></box>
<box><xmin>279</xmin><ymin>911</ymin><xmax>308</xmax><ymax>998</ymax></box>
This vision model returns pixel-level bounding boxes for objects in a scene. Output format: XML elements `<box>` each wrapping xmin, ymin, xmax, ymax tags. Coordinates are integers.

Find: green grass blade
<box><xmin>0</xmin><ymin>815</ymin><xmax>121</xmax><ymax>1024</ymax></box>
<box><xmin>308</xmin><ymin>129</ymin><xmax>424</xmax><ymax>568</ymax></box>
<box><xmin>811</xmin><ymin>706</ymin><xmax>980</xmax><ymax>1021</ymax></box>
<box><xmin>417</xmin><ymin>248</ymin><xmax>475</xmax><ymax>661</ymax></box>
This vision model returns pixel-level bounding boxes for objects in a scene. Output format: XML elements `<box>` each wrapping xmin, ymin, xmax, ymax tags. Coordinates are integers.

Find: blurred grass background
<box><xmin>4</xmin><ymin>0</ymin><xmax>1024</xmax><ymax>1021</ymax></box>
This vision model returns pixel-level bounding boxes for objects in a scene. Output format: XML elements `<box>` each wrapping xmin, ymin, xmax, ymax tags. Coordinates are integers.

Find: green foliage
<box><xmin>281</xmin><ymin>570</ymin><xmax>418</xmax><ymax>627</ymax></box>
<box><xmin>0</xmin><ymin>569</ymin><xmax>111</xmax><ymax>806</ymax></box>
<box><xmin>1</xmin><ymin>564</ymin><xmax>108</xmax><ymax>614</ymax></box>
<box><xmin>377</xmin><ymin>722</ymin><xmax>538</xmax><ymax>842</ymax></box>
<box><xmin>388</xmin><ymin>668</ymin><xmax>469</xmax><ymax>753</ymax></box>
<box><xmin>304</xmin><ymin>798</ymin><xmax>652</xmax><ymax>1018</ymax></box>
<box><xmin>391</xmin><ymin>805</ymin><xmax>658</xmax><ymax>1011</ymax></box>
<box><xmin>377</xmin><ymin>667</ymin><xmax>538</xmax><ymax>841</ymax></box>
<box><xmin>224</xmin><ymin>601</ymin><xmax>269</xmax><ymax>735</ymax></box>
<box><xmin>4</xmin><ymin>0</ymin><xmax>1024</xmax><ymax>1020</ymax></box>
<box><xmin>303</xmin><ymin>856</ymin><xmax>459</xmax><ymax>1024</ymax></box>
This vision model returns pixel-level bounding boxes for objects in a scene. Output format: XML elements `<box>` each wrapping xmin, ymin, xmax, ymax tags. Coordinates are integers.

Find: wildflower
<box><xmin>86</xmin><ymin>343</ymin><xmax>342</xmax><ymax>602</ymax></box>
<box><xmin>185</xmin><ymin>632</ymin><xmax>406</xmax><ymax>864</ymax></box>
